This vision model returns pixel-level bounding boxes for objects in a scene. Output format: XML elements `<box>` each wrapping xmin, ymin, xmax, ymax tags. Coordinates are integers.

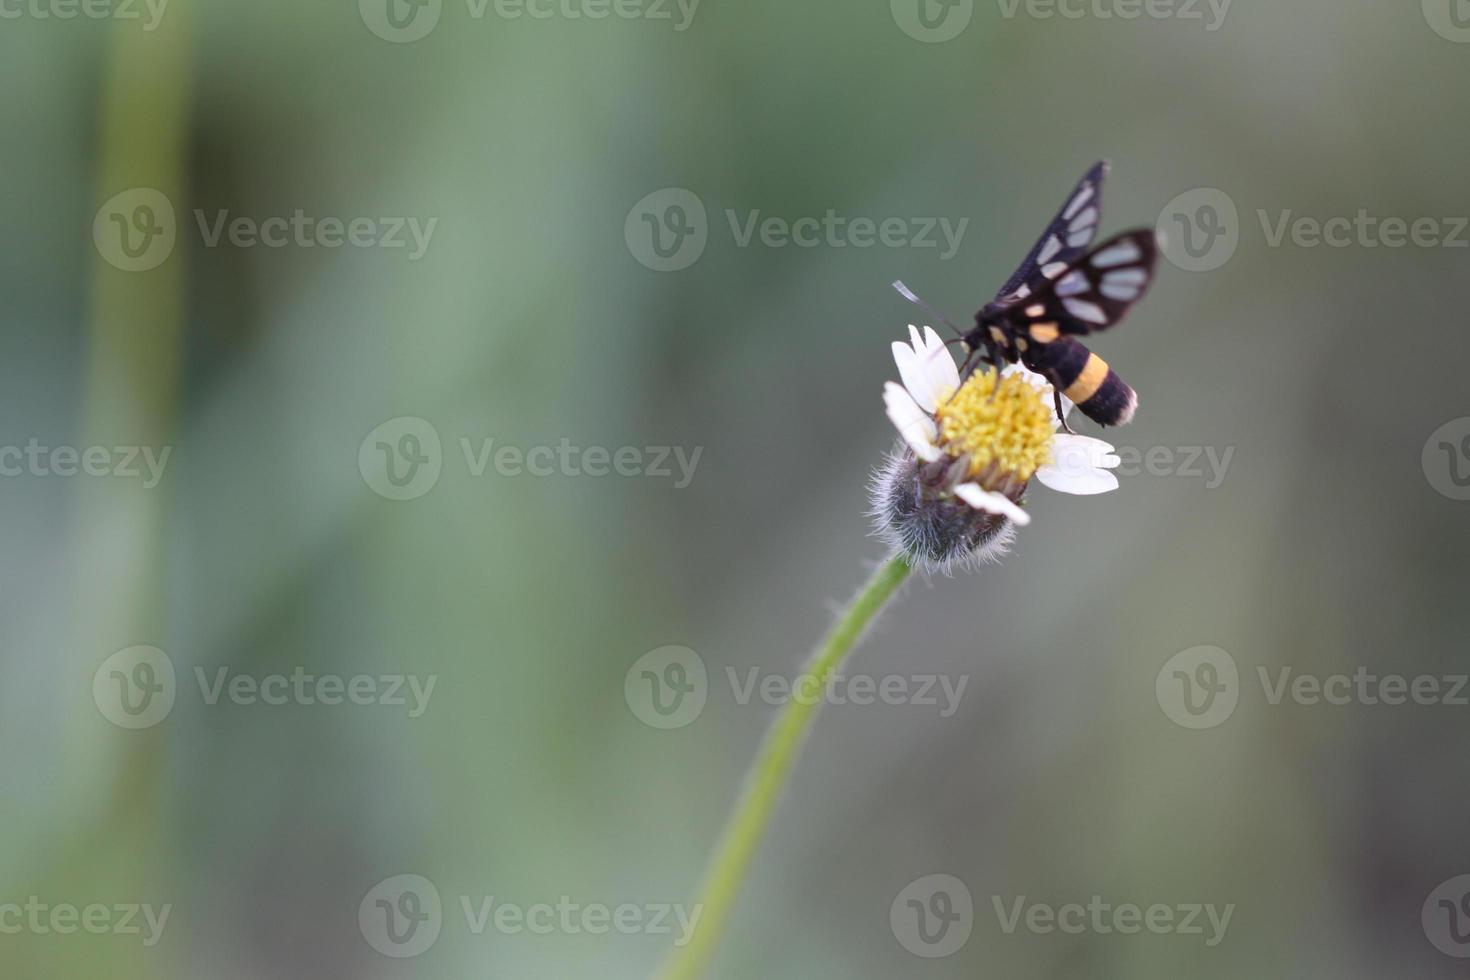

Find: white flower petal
<box><xmin>1051</xmin><ymin>434</ymin><xmax>1119</xmax><ymax>469</ymax></box>
<box><xmin>892</xmin><ymin>331</ymin><xmax>960</xmax><ymax>414</ymax></box>
<box><xmin>1035</xmin><ymin>434</ymin><xmax>1121</xmax><ymax>495</ymax></box>
<box><xmin>907</xmin><ymin>324</ymin><xmax>925</xmax><ymax>350</ymax></box>
<box><xmin>954</xmin><ymin>482</ymin><xmax>1032</xmax><ymax>526</ymax></box>
<box><xmin>892</xmin><ymin>341</ymin><xmax>939</xmax><ymax>413</ymax></box>
<box><xmin>921</xmin><ymin>328</ymin><xmax>961</xmax><ymax>397</ymax></box>
<box><xmin>891</xmin><ymin>337</ymin><xmax>917</xmax><ymax>376</ymax></box>
<box><xmin>884</xmin><ymin>382</ymin><xmax>940</xmax><ymax>461</ymax></box>
<box><xmin>1035</xmin><ymin>464</ymin><xmax>1119</xmax><ymax>495</ymax></box>
<box><xmin>1052</xmin><ymin>434</ymin><xmax>1117</xmax><ymax>467</ymax></box>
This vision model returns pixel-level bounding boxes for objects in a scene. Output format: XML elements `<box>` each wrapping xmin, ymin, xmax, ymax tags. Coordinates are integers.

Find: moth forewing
<box><xmin>988</xmin><ymin>160</ymin><xmax>1110</xmax><ymax>309</ymax></box>
<box><xmin>1027</xmin><ymin>230</ymin><xmax>1160</xmax><ymax>337</ymax></box>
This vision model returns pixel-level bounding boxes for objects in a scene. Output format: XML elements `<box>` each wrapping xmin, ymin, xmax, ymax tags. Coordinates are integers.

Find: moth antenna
<box><xmin>891</xmin><ymin>280</ymin><xmax>965</xmax><ymax>340</ymax></box>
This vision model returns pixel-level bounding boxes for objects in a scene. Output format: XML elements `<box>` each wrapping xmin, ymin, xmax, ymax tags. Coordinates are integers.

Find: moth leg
<box><xmin>957</xmin><ymin>346</ymin><xmax>979</xmax><ymax>380</ymax></box>
<box><xmin>983</xmin><ymin>338</ymin><xmax>1007</xmax><ymax>401</ymax></box>
<box><xmin>1053</xmin><ymin>388</ymin><xmax>1076</xmax><ymax>434</ymax></box>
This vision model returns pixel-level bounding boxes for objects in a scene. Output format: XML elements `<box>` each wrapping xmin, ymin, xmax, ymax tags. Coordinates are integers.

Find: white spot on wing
<box><xmin>1069</xmin><ymin>206</ymin><xmax>1098</xmax><ymax>233</ymax></box>
<box><xmin>1067</xmin><ymin>230</ymin><xmax>1093</xmax><ymax>248</ymax></box>
<box><xmin>1063</xmin><ymin>298</ymin><xmax>1109</xmax><ymax>324</ymax></box>
<box><xmin>1103</xmin><ymin>268</ymin><xmax>1148</xmax><ymax>286</ymax></box>
<box><xmin>1100</xmin><ymin>282</ymin><xmax>1140</xmax><ymax>301</ymax></box>
<box><xmin>1042</xmin><ymin>261</ymin><xmax>1068</xmax><ymax>279</ymax></box>
<box><xmin>1092</xmin><ymin>241</ymin><xmax>1141</xmax><ymax>268</ymax></box>
<box><xmin>1056</xmin><ymin>271</ymin><xmax>1090</xmax><ymax>297</ymax></box>
<box><xmin>1063</xmin><ymin>185</ymin><xmax>1095</xmax><ymax>221</ymax></box>
<box><xmin>1037</xmin><ymin>235</ymin><xmax>1062</xmax><ymax>265</ymax></box>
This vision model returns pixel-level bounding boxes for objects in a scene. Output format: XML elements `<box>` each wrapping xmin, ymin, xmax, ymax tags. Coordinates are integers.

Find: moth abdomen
<box><xmin>1076</xmin><ymin>367</ymin><xmax>1137</xmax><ymax>427</ymax></box>
<box><xmin>1024</xmin><ymin>336</ymin><xmax>1136</xmax><ymax>427</ymax></box>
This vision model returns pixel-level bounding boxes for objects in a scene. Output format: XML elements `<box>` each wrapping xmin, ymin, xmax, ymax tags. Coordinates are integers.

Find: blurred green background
<box><xmin>4</xmin><ymin>0</ymin><xmax>1470</xmax><ymax>976</ymax></box>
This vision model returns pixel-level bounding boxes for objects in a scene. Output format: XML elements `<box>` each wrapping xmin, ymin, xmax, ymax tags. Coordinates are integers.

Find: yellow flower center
<box><xmin>933</xmin><ymin>370</ymin><xmax>1054</xmax><ymax>483</ymax></box>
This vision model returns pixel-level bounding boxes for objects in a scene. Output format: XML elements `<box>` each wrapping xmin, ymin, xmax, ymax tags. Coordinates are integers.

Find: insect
<box><xmin>896</xmin><ymin>161</ymin><xmax>1159</xmax><ymax>430</ymax></box>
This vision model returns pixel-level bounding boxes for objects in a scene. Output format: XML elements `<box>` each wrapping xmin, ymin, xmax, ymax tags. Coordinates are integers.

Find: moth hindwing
<box><xmin>1013</xmin><ymin>230</ymin><xmax>1159</xmax><ymax>337</ymax></box>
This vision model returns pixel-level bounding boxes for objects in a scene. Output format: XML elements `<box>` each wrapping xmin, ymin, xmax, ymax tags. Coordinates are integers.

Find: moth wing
<box><xmin>1013</xmin><ymin>230</ymin><xmax>1159</xmax><ymax>338</ymax></box>
<box><xmin>985</xmin><ymin>160</ymin><xmax>1109</xmax><ymax>312</ymax></box>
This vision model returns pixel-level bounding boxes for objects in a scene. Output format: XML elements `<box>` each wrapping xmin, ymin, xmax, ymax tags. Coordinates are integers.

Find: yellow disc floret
<box><xmin>933</xmin><ymin>369</ymin><xmax>1054</xmax><ymax>482</ymax></box>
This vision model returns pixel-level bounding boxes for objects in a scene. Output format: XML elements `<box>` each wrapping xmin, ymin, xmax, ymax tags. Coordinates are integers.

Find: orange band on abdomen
<box><xmin>1063</xmin><ymin>352</ymin><xmax>1110</xmax><ymax>404</ymax></box>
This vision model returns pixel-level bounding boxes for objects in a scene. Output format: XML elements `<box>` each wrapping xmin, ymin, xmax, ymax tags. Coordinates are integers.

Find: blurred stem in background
<box><xmin>52</xmin><ymin>9</ymin><xmax>190</xmax><ymax>980</ymax></box>
<box><xmin>658</xmin><ymin>555</ymin><xmax>913</xmax><ymax>980</ymax></box>
<box><xmin>81</xmin><ymin>0</ymin><xmax>189</xmax><ymax>629</ymax></box>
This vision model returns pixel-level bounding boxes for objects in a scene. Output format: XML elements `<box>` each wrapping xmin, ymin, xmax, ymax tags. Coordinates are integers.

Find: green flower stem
<box><xmin>658</xmin><ymin>554</ymin><xmax>913</xmax><ymax>980</ymax></box>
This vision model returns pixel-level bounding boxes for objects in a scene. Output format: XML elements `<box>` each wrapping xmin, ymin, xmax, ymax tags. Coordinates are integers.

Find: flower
<box><xmin>872</xmin><ymin>325</ymin><xmax>1123</xmax><ymax>571</ymax></box>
